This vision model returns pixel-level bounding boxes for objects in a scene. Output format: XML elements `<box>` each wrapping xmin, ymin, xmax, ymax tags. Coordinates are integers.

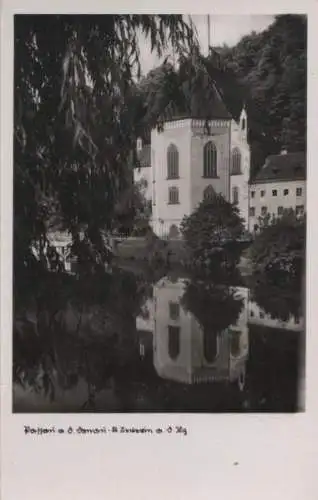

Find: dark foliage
<box><xmin>217</xmin><ymin>15</ymin><xmax>306</xmax><ymax>175</ymax></box>
<box><xmin>180</xmin><ymin>194</ymin><xmax>245</xmax><ymax>272</ymax></box>
<box><xmin>14</xmin><ymin>14</ymin><xmax>198</xmax><ymax>275</ymax></box>
<box><xmin>248</xmin><ymin>210</ymin><xmax>305</xmax><ymax>287</ymax></box>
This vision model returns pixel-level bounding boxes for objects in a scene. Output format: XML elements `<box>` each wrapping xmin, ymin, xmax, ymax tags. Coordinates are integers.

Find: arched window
<box><xmin>203</xmin><ymin>141</ymin><xmax>217</xmax><ymax>178</ymax></box>
<box><xmin>167</xmin><ymin>144</ymin><xmax>179</xmax><ymax>179</ymax></box>
<box><xmin>231</xmin><ymin>148</ymin><xmax>242</xmax><ymax>175</ymax></box>
<box><xmin>230</xmin><ymin>330</ymin><xmax>241</xmax><ymax>357</ymax></box>
<box><xmin>242</xmin><ymin>118</ymin><xmax>246</xmax><ymax>130</ymax></box>
<box><xmin>232</xmin><ymin>186</ymin><xmax>239</xmax><ymax>205</ymax></box>
<box><xmin>168</xmin><ymin>326</ymin><xmax>180</xmax><ymax>360</ymax></box>
<box><xmin>203</xmin><ymin>185</ymin><xmax>215</xmax><ymax>201</ymax></box>
<box><xmin>168</xmin><ymin>186</ymin><xmax>179</xmax><ymax>204</ymax></box>
<box><xmin>203</xmin><ymin>332</ymin><xmax>219</xmax><ymax>363</ymax></box>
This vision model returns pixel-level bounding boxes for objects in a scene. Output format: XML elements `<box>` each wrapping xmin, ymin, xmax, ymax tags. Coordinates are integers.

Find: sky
<box><xmin>139</xmin><ymin>15</ymin><xmax>275</xmax><ymax>75</ymax></box>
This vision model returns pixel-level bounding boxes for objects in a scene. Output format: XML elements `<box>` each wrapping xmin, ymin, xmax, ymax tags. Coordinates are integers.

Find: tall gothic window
<box><xmin>232</xmin><ymin>186</ymin><xmax>239</xmax><ymax>205</ymax></box>
<box><xmin>168</xmin><ymin>326</ymin><xmax>180</xmax><ymax>360</ymax></box>
<box><xmin>167</xmin><ymin>144</ymin><xmax>179</xmax><ymax>179</ymax></box>
<box><xmin>230</xmin><ymin>330</ymin><xmax>241</xmax><ymax>357</ymax></box>
<box><xmin>231</xmin><ymin>148</ymin><xmax>242</xmax><ymax>175</ymax></box>
<box><xmin>203</xmin><ymin>332</ymin><xmax>218</xmax><ymax>363</ymax></box>
<box><xmin>203</xmin><ymin>141</ymin><xmax>217</xmax><ymax>178</ymax></box>
<box><xmin>203</xmin><ymin>185</ymin><xmax>215</xmax><ymax>201</ymax></box>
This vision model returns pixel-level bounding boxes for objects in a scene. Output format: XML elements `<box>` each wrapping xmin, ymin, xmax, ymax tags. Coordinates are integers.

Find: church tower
<box><xmin>229</xmin><ymin>105</ymin><xmax>251</xmax><ymax>229</ymax></box>
<box><xmin>150</xmin><ymin>86</ymin><xmax>233</xmax><ymax>239</ymax></box>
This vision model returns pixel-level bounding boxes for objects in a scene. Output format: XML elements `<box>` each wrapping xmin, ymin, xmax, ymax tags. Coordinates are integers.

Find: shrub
<box><xmin>249</xmin><ymin>210</ymin><xmax>305</xmax><ymax>286</ymax></box>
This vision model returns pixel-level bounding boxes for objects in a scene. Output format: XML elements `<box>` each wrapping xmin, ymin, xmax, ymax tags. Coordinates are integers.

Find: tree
<box><xmin>248</xmin><ymin>210</ymin><xmax>305</xmax><ymax>286</ymax></box>
<box><xmin>113</xmin><ymin>178</ymin><xmax>152</xmax><ymax>235</ymax></box>
<box><xmin>180</xmin><ymin>194</ymin><xmax>245</xmax><ymax>271</ymax></box>
<box><xmin>217</xmin><ymin>15</ymin><xmax>307</xmax><ymax>176</ymax></box>
<box><xmin>13</xmin><ymin>266</ymin><xmax>152</xmax><ymax>409</ymax></box>
<box><xmin>250</xmin><ymin>280</ymin><xmax>302</xmax><ymax>323</ymax></box>
<box><xmin>14</xmin><ymin>15</ymin><xmax>198</xmax><ymax>275</ymax></box>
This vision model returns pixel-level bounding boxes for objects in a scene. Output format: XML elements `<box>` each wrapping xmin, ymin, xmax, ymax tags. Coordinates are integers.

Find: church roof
<box><xmin>164</xmin><ymin>84</ymin><xmax>232</xmax><ymax>122</ymax></box>
<box><xmin>251</xmin><ymin>152</ymin><xmax>306</xmax><ymax>184</ymax></box>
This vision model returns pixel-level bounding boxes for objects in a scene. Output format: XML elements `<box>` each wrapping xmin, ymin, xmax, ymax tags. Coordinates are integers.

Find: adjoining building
<box><xmin>248</xmin><ymin>151</ymin><xmax>306</xmax><ymax>233</ymax></box>
<box><xmin>134</xmin><ymin>90</ymin><xmax>306</xmax><ymax>237</ymax></box>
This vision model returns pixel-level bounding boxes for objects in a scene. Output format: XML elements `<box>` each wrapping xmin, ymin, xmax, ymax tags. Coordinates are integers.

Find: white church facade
<box><xmin>134</xmin><ymin>106</ymin><xmax>251</xmax><ymax>238</ymax></box>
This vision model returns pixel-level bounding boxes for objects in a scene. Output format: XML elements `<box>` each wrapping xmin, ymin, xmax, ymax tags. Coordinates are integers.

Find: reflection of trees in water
<box><xmin>181</xmin><ymin>279</ymin><xmax>244</xmax><ymax>334</ymax></box>
<box><xmin>250</xmin><ymin>277</ymin><xmax>302</xmax><ymax>323</ymax></box>
<box><xmin>13</xmin><ymin>268</ymin><xmax>151</xmax><ymax>409</ymax></box>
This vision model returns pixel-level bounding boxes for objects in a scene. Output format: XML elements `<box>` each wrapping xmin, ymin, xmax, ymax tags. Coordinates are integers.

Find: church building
<box><xmin>134</xmin><ymin>93</ymin><xmax>251</xmax><ymax>239</ymax></box>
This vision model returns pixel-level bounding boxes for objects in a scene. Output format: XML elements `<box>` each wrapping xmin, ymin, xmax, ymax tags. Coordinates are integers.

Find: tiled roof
<box><xmin>251</xmin><ymin>152</ymin><xmax>306</xmax><ymax>183</ymax></box>
<box><xmin>166</xmin><ymin>99</ymin><xmax>231</xmax><ymax>122</ymax></box>
<box><xmin>136</xmin><ymin>144</ymin><xmax>151</xmax><ymax>169</ymax></box>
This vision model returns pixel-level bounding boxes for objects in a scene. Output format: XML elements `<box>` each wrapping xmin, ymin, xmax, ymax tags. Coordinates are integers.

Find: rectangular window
<box><xmin>296</xmin><ymin>187</ymin><xmax>302</xmax><ymax>196</ymax></box>
<box><xmin>250</xmin><ymin>310</ymin><xmax>254</xmax><ymax>317</ymax></box>
<box><xmin>249</xmin><ymin>207</ymin><xmax>255</xmax><ymax>216</ymax></box>
<box><xmin>259</xmin><ymin>311</ymin><xmax>265</xmax><ymax>319</ymax></box>
<box><xmin>168</xmin><ymin>187</ymin><xmax>179</xmax><ymax>204</ymax></box>
<box><xmin>277</xmin><ymin>206</ymin><xmax>284</xmax><ymax>216</ymax></box>
<box><xmin>261</xmin><ymin>190</ymin><xmax>265</xmax><ymax>197</ymax></box>
<box><xmin>284</xmin><ymin>189</ymin><xmax>289</xmax><ymax>196</ymax></box>
<box><xmin>169</xmin><ymin>302</ymin><xmax>180</xmax><ymax>320</ymax></box>
<box><xmin>272</xmin><ymin>189</ymin><xmax>277</xmax><ymax>197</ymax></box>
<box><xmin>296</xmin><ymin>205</ymin><xmax>304</xmax><ymax>216</ymax></box>
<box><xmin>251</xmin><ymin>191</ymin><xmax>255</xmax><ymax>198</ymax></box>
<box><xmin>261</xmin><ymin>206</ymin><xmax>267</xmax><ymax>216</ymax></box>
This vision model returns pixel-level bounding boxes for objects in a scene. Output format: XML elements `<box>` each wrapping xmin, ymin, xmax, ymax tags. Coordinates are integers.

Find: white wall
<box><xmin>248</xmin><ymin>179</ymin><xmax>306</xmax><ymax>232</ymax></box>
<box><xmin>152</xmin><ymin>278</ymin><xmax>249</xmax><ymax>384</ymax></box>
<box><xmin>152</xmin><ymin>278</ymin><xmax>193</xmax><ymax>383</ymax></box>
<box><xmin>248</xmin><ymin>299</ymin><xmax>304</xmax><ymax>331</ymax></box>
<box><xmin>229</xmin><ymin>117</ymin><xmax>251</xmax><ymax>229</ymax></box>
<box><xmin>151</xmin><ymin>121</ymin><xmax>192</xmax><ymax>237</ymax></box>
<box><xmin>190</xmin><ymin>120</ymin><xmax>231</xmax><ymax>210</ymax></box>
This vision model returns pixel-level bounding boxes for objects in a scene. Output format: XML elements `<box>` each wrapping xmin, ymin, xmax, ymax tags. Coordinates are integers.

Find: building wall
<box><xmin>152</xmin><ymin>278</ymin><xmax>193</xmax><ymax>383</ymax></box>
<box><xmin>248</xmin><ymin>179</ymin><xmax>306</xmax><ymax>232</ymax></box>
<box><xmin>189</xmin><ymin>120</ymin><xmax>231</xmax><ymax>210</ymax></box>
<box><xmin>229</xmin><ymin>115</ymin><xmax>251</xmax><ymax>229</ymax></box>
<box><xmin>248</xmin><ymin>299</ymin><xmax>304</xmax><ymax>331</ymax></box>
<box><xmin>152</xmin><ymin>278</ymin><xmax>248</xmax><ymax>384</ymax></box>
<box><xmin>151</xmin><ymin>120</ymin><xmax>192</xmax><ymax>238</ymax></box>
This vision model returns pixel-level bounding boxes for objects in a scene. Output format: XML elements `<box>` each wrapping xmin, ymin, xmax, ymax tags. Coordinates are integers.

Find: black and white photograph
<box><xmin>13</xmin><ymin>13</ymin><xmax>306</xmax><ymax>413</ymax></box>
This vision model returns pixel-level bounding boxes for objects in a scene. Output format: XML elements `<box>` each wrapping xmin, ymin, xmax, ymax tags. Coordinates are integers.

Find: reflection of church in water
<box><xmin>136</xmin><ymin>277</ymin><xmax>304</xmax><ymax>389</ymax></box>
<box><xmin>136</xmin><ymin>277</ymin><xmax>249</xmax><ymax>389</ymax></box>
